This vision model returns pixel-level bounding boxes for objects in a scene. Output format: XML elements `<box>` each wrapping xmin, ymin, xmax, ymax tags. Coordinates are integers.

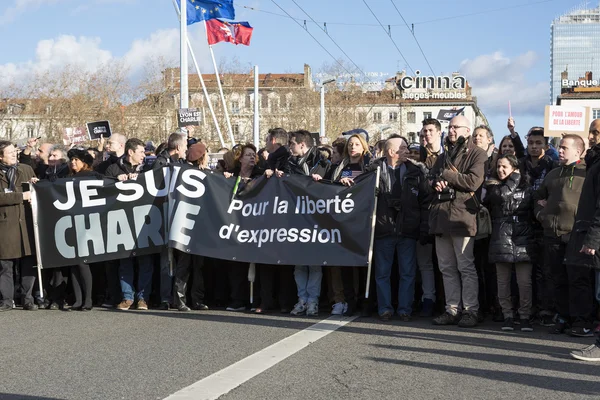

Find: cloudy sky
<box><xmin>0</xmin><ymin>0</ymin><xmax>590</xmax><ymax>141</ymax></box>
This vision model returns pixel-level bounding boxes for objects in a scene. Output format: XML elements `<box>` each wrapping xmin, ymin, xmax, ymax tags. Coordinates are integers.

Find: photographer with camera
<box><xmin>429</xmin><ymin>115</ymin><xmax>487</xmax><ymax>328</ymax></box>
<box><xmin>362</xmin><ymin>135</ymin><xmax>431</xmax><ymax>321</ymax></box>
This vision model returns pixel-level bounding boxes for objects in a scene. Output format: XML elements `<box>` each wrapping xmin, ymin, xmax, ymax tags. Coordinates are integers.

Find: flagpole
<box><xmin>179</xmin><ymin>0</ymin><xmax>189</xmax><ymax>109</ymax></box>
<box><xmin>253</xmin><ymin>65</ymin><xmax>259</xmax><ymax>148</ymax></box>
<box><xmin>202</xmin><ymin>10</ymin><xmax>236</xmax><ymax>147</ymax></box>
<box><xmin>171</xmin><ymin>0</ymin><xmax>226</xmax><ymax>148</ymax></box>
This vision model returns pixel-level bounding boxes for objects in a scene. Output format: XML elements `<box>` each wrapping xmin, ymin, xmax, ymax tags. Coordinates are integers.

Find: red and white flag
<box><xmin>206</xmin><ymin>19</ymin><xmax>253</xmax><ymax>46</ymax></box>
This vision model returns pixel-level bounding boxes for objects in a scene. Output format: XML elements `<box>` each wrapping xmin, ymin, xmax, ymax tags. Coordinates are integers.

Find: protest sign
<box><xmin>86</xmin><ymin>121</ymin><xmax>112</xmax><ymax>140</ymax></box>
<box><xmin>62</xmin><ymin>127</ymin><xmax>88</xmax><ymax>145</ymax></box>
<box><xmin>544</xmin><ymin>105</ymin><xmax>590</xmax><ymax>137</ymax></box>
<box><xmin>32</xmin><ymin>166</ymin><xmax>377</xmax><ymax>269</ymax></box>
<box><xmin>177</xmin><ymin>108</ymin><xmax>202</xmax><ymax>127</ymax></box>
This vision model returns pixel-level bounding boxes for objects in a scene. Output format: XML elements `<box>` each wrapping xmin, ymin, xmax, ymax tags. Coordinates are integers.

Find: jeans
<box><xmin>374</xmin><ymin>235</ymin><xmax>417</xmax><ymax>315</ymax></box>
<box><xmin>119</xmin><ymin>255</ymin><xmax>154</xmax><ymax>302</ymax></box>
<box><xmin>435</xmin><ymin>235</ymin><xmax>479</xmax><ymax>315</ymax></box>
<box><xmin>416</xmin><ymin>242</ymin><xmax>435</xmax><ymax>302</ymax></box>
<box><xmin>294</xmin><ymin>265</ymin><xmax>322</xmax><ymax>304</ymax></box>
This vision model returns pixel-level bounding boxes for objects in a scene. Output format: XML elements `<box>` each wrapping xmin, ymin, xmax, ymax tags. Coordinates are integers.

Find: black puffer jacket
<box><xmin>565</xmin><ymin>144</ymin><xmax>600</xmax><ymax>270</ymax></box>
<box><xmin>361</xmin><ymin>158</ymin><xmax>431</xmax><ymax>240</ymax></box>
<box><xmin>484</xmin><ymin>172</ymin><xmax>535</xmax><ymax>264</ymax></box>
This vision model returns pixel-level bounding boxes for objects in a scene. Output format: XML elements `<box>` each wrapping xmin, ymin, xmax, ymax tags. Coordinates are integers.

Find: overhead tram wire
<box><xmin>238</xmin><ymin>0</ymin><xmax>558</xmax><ymax>27</ymax></box>
<box><xmin>269</xmin><ymin>0</ymin><xmax>355</xmax><ymax>77</ymax></box>
<box><xmin>389</xmin><ymin>0</ymin><xmax>435</xmax><ymax>75</ymax></box>
<box><xmin>268</xmin><ymin>1</ymin><xmax>396</xmax><ymax>135</ymax></box>
<box><xmin>361</xmin><ymin>0</ymin><xmax>415</xmax><ymax>75</ymax></box>
<box><xmin>290</xmin><ymin>0</ymin><xmax>368</xmax><ymax>80</ymax></box>
<box><xmin>289</xmin><ymin>0</ymin><xmax>392</xmax><ymax>118</ymax></box>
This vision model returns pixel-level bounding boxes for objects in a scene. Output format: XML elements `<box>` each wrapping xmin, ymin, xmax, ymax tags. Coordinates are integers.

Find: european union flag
<box><xmin>176</xmin><ymin>0</ymin><xmax>235</xmax><ymax>25</ymax></box>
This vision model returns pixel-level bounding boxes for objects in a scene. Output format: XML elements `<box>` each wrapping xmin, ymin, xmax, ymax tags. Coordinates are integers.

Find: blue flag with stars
<box><xmin>176</xmin><ymin>0</ymin><xmax>235</xmax><ymax>25</ymax></box>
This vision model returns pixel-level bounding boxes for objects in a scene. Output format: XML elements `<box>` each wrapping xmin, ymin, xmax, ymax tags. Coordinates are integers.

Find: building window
<box><xmin>407</xmin><ymin>112</ymin><xmax>416</xmax><ymax>123</ymax></box>
<box><xmin>271</xmin><ymin>98</ymin><xmax>279</xmax><ymax>112</ymax></box>
<box><xmin>231</xmin><ymin>101</ymin><xmax>240</xmax><ymax>114</ymax></box>
<box><xmin>261</xmin><ymin>93</ymin><xmax>268</xmax><ymax>109</ymax></box>
<box><xmin>5</xmin><ymin>127</ymin><xmax>12</xmax><ymax>140</ymax></box>
<box><xmin>594</xmin><ymin>109</ymin><xmax>600</xmax><ymax>119</ymax></box>
<box><xmin>389</xmin><ymin>112</ymin><xmax>398</xmax><ymax>122</ymax></box>
<box><xmin>232</xmin><ymin>124</ymin><xmax>240</xmax><ymax>137</ymax></box>
<box><xmin>373</xmin><ymin>112</ymin><xmax>382</xmax><ymax>123</ymax></box>
<box><xmin>358</xmin><ymin>112</ymin><xmax>367</xmax><ymax>124</ymax></box>
<box><xmin>423</xmin><ymin>112</ymin><xmax>432</xmax><ymax>120</ymax></box>
<box><xmin>27</xmin><ymin>126</ymin><xmax>34</xmax><ymax>137</ymax></box>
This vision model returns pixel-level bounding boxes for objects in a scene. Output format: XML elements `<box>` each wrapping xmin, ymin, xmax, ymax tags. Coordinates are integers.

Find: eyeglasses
<box><xmin>590</xmin><ymin>129</ymin><xmax>600</xmax><ymax>136</ymax></box>
<box><xmin>448</xmin><ymin>125</ymin><xmax>468</xmax><ymax>130</ymax></box>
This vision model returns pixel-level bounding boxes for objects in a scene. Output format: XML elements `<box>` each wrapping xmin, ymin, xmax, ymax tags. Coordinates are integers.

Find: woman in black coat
<box><xmin>484</xmin><ymin>154</ymin><xmax>535</xmax><ymax>332</ymax></box>
<box><xmin>64</xmin><ymin>149</ymin><xmax>102</xmax><ymax>310</ymax></box>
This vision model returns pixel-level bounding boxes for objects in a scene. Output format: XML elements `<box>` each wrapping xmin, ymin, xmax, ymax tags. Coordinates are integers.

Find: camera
<box><xmin>436</xmin><ymin>186</ymin><xmax>456</xmax><ymax>202</ymax></box>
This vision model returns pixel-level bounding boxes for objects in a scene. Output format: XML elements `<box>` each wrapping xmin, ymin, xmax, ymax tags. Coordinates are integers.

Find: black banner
<box><xmin>33</xmin><ymin>166</ymin><xmax>377</xmax><ymax>269</ymax></box>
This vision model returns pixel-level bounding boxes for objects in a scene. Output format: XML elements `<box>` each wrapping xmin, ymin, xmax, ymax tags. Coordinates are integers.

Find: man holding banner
<box><xmin>367</xmin><ymin>135</ymin><xmax>431</xmax><ymax>321</ymax></box>
<box><xmin>0</xmin><ymin>141</ymin><xmax>38</xmax><ymax>311</ymax></box>
<box><xmin>105</xmin><ymin>138</ymin><xmax>154</xmax><ymax>310</ymax></box>
<box><xmin>287</xmin><ymin>130</ymin><xmax>330</xmax><ymax>316</ymax></box>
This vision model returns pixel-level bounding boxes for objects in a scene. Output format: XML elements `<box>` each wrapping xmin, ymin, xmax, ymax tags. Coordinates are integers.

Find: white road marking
<box><xmin>164</xmin><ymin>315</ymin><xmax>357</xmax><ymax>400</ymax></box>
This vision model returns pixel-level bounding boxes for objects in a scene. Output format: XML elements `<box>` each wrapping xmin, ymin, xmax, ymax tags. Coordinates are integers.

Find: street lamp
<box><xmin>320</xmin><ymin>78</ymin><xmax>336</xmax><ymax>142</ymax></box>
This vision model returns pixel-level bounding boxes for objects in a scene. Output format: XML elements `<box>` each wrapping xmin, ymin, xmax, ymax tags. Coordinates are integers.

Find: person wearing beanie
<box><xmin>186</xmin><ymin>142</ymin><xmax>208</xmax><ymax>169</ymax></box>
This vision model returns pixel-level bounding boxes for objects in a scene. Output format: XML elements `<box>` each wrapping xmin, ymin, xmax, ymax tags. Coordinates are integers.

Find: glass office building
<box><xmin>550</xmin><ymin>6</ymin><xmax>600</xmax><ymax>104</ymax></box>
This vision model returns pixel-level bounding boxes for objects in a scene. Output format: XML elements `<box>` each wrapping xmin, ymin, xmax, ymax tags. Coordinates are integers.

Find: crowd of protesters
<box><xmin>0</xmin><ymin>116</ymin><xmax>599</xmax><ymax>362</ymax></box>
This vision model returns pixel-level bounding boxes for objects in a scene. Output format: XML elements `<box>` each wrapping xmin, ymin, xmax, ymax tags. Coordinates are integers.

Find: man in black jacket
<box><xmin>264</xmin><ymin>127</ymin><xmax>291</xmax><ymax>176</ymax></box>
<box><xmin>367</xmin><ymin>135</ymin><xmax>431</xmax><ymax>321</ymax></box>
<box><xmin>285</xmin><ymin>130</ymin><xmax>330</xmax><ymax>317</ymax></box>
<box><xmin>18</xmin><ymin>138</ymin><xmax>52</xmax><ymax>178</ymax></box>
<box><xmin>566</xmin><ymin>119</ymin><xmax>600</xmax><ymax>361</ymax></box>
<box><xmin>287</xmin><ymin>130</ymin><xmax>330</xmax><ymax>178</ymax></box>
<box><xmin>105</xmin><ymin>138</ymin><xmax>154</xmax><ymax>310</ymax></box>
<box><xmin>153</xmin><ymin>132</ymin><xmax>188</xmax><ymax>169</ymax></box>
<box><xmin>519</xmin><ymin>127</ymin><xmax>557</xmax><ymax>326</ymax></box>
<box><xmin>96</xmin><ymin>133</ymin><xmax>126</xmax><ymax>175</ymax></box>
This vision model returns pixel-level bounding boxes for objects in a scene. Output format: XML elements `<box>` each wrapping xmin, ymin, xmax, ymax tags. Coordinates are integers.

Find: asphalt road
<box><xmin>0</xmin><ymin>308</ymin><xmax>598</xmax><ymax>400</ymax></box>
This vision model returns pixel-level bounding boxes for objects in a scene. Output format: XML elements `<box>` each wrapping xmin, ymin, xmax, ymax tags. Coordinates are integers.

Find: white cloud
<box><xmin>71</xmin><ymin>0</ymin><xmax>138</xmax><ymax>16</ymax></box>
<box><xmin>0</xmin><ymin>29</ymin><xmax>212</xmax><ymax>88</ymax></box>
<box><xmin>0</xmin><ymin>0</ymin><xmax>64</xmax><ymax>25</ymax></box>
<box><xmin>459</xmin><ymin>51</ymin><xmax>548</xmax><ymax>117</ymax></box>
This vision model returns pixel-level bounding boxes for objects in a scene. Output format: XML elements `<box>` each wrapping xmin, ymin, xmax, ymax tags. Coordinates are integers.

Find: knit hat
<box><xmin>187</xmin><ymin>142</ymin><xmax>207</xmax><ymax>162</ymax></box>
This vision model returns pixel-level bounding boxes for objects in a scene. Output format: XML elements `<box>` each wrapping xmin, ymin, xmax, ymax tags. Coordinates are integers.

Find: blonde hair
<box><xmin>343</xmin><ymin>134</ymin><xmax>371</xmax><ymax>161</ymax></box>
